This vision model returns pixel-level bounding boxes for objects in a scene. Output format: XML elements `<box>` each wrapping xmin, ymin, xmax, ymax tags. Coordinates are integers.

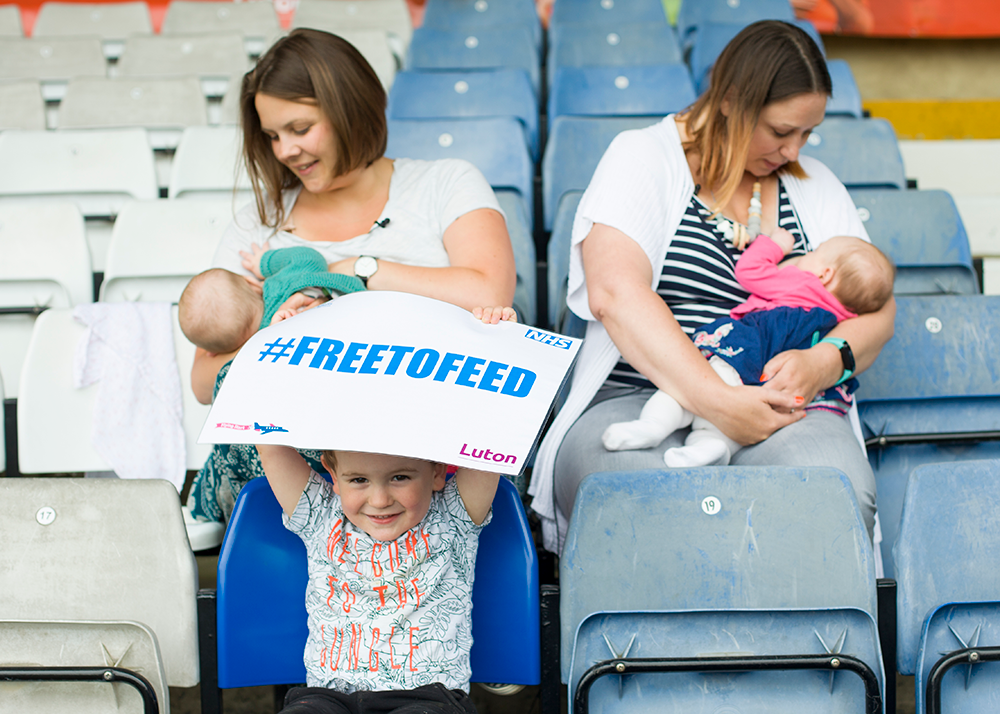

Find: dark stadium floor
<box><xmin>170</xmin><ymin>682</ymin><xmax>547</xmax><ymax>714</ymax></box>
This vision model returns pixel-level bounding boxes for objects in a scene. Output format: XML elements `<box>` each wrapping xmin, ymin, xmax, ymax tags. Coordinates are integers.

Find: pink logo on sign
<box><xmin>216</xmin><ymin>422</ymin><xmax>251</xmax><ymax>431</ymax></box>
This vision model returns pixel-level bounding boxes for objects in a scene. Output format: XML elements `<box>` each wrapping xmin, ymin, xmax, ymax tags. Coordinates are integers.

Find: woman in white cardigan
<box><xmin>530</xmin><ymin>21</ymin><xmax>895</xmax><ymax>553</ymax></box>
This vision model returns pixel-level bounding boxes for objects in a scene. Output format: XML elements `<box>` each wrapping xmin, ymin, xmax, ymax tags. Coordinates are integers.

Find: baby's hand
<box><xmin>271</xmin><ymin>292</ymin><xmax>330</xmax><ymax>324</ymax></box>
<box><xmin>270</xmin><ymin>308</ymin><xmax>298</xmax><ymax>325</ymax></box>
<box><xmin>472</xmin><ymin>306</ymin><xmax>518</xmax><ymax>324</ymax></box>
<box><xmin>240</xmin><ymin>242</ymin><xmax>270</xmax><ymax>280</ymax></box>
<box><xmin>768</xmin><ymin>227</ymin><xmax>796</xmax><ymax>255</ymax></box>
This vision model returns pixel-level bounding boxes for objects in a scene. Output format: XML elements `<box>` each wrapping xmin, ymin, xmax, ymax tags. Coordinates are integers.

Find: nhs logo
<box><xmin>524</xmin><ymin>329</ymin><xmax>573</xmax><ymax>350</ymax></box>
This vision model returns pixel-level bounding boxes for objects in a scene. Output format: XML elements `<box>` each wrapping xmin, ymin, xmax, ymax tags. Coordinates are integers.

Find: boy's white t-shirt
<box><xmin>284</xmin><ymin>472</ymin><xmax>490</xmax><ymax>693</ymax></box>
<box><xmin>212</xmin><ymin>157</ymin><xmax>504</xmax><ymax>274</ymax></box>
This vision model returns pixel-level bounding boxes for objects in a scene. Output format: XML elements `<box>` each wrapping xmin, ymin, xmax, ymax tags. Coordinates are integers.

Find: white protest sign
<box><xmin>199</xmin><ymin>291</ymin><xmax>581</xmax><ymax>475</ymax></box>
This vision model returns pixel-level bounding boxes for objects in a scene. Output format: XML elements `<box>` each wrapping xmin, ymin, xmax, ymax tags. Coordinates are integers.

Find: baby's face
<box><xmin>328</xmin><ymin>451</ymin><xmax>447</xmax><ymax>541</ymax></box>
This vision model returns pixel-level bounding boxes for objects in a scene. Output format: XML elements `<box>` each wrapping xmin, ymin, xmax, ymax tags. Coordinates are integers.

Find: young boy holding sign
<box><xmin>257</xmin><ymin>306</ymin><xmax>515</xmax><ymax>714</ymax></box>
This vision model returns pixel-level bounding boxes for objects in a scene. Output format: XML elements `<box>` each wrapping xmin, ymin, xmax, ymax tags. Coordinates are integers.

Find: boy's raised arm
<box><xmin>454</xmin><ymin>468</ymin><xmax>500</xmax><ymax>525</ymax></box>
<box><xmin>256</xmin><ymin>444</ymin><xmax>312</xmax><ymax>516</ymax></box>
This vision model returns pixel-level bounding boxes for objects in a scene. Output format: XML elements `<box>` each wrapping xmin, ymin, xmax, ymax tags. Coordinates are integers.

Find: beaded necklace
<box><xmin>710</xmin><ymin>181</ymin><xmax>762</xmax><ymax>251</ymax></box>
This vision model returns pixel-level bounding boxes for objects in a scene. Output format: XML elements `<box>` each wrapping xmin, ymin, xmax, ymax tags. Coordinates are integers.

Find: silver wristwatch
<box><xmin>354</xmin><ymin>255</ymin><xmax>378</xmax><ymax>287</ymax></box>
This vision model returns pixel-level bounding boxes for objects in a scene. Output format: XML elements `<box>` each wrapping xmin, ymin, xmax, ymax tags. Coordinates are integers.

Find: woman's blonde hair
<box><xmin>240</xmin><ymin>29</ymin><xmax>388</xmax><ymax>230</ymax></box>
<box><xmin>682</xmin><ymin>20</ymin><xmax>831</xmax><ymax>213</ymax></box>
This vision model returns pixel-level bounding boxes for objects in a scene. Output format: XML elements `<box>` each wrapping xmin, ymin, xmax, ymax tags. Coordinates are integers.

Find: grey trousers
<box><xmin>553</xmin><ymin>388</ymin><xmax>877</xmax><ymax>539</ymax></box>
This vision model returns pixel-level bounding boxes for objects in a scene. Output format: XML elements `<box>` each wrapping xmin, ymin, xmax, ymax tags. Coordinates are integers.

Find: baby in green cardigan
<box><xmin>179</xmin><ymin>245</ymin><xmax>365</xmax><ymax>354</ymax></box>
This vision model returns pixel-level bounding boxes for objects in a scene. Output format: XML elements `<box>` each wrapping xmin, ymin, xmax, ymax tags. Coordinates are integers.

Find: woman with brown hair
<box><xmin>529</xmin><ymin>20</ymin><xmax>894</xmax><ymax>552</ymax></box>
<box><xmin>186</xmin><ymin>29</ymin><xmax>516</xmax><ymax>524</ymax></box>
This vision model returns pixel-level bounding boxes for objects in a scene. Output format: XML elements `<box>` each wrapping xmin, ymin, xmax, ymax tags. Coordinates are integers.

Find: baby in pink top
<box><xmin>603</xmin><ymin>227</ymin><xmax>895</xmax><ymax>468</ymax></box>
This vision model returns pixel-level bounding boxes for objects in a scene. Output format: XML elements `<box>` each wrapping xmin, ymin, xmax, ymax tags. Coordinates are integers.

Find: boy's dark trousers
<box><xmin>280</xmin><ymin>683</ymin><xmax>478</xmax><ymax>714</ymax></box>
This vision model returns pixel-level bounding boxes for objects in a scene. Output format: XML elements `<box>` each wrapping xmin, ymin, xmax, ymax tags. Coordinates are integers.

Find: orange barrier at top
<box><xmin>866</xmin><ymin>0</ymin><xmax>1000</xmax><ymax>38</ymax></box>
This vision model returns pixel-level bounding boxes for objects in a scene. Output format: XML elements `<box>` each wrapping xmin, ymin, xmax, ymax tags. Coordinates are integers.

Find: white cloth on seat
<box><xmin>72</xmin><ymin>302</ymin><xmax>186</xmax><ymax>491</ymax></box>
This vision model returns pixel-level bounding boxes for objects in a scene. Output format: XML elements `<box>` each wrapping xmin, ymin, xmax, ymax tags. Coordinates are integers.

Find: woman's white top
<box><xmin>528</xmin><ymin>116</ymin><xmax>870</xmax><ymax>553</ymax></box>
<box><xmin>212</xmin><ymin>157</ymin><xmax>503</xmax><ymax>274</ymax></box>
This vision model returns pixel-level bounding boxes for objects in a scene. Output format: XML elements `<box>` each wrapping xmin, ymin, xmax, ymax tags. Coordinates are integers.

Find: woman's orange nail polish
<box><xmin>760</xmin><ymin>373</ymin><xmax>768</xmax><ymax>381</ymax></box>
<box><xmin>794</xmin><ymin>396</ymin><xmax>804</xmax><ymax>404</ymax></box>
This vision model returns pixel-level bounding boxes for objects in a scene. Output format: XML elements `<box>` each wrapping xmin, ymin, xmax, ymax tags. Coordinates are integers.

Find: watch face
<box><xmin>355</xmin><ymin>256</ymin><xmax>377</xmax><ymax>278</ymax></box>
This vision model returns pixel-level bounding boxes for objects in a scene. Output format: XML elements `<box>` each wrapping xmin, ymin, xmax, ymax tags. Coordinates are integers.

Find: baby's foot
<box><xmin>663</xmin><ymin>440</ymin><xmax>732</xmax><ymax>468</ymax></box>
<box><xmin>602</xmin><ymin>420</ymin><xmax>670</xmax><ymax>451</ymax></box>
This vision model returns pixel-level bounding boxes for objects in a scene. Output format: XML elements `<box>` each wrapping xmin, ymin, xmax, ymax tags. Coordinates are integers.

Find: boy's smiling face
<box><xmin>325</xmin><ymin>451</ymin><xmax>447</xmax><ymax>541</ymax></box>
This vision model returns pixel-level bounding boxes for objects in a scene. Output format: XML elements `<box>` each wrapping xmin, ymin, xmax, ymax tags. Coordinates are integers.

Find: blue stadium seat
<box><xmin>547</xmin><ymin>23</ymin><xmax>681</xmax><ymax>86</ymax></box>
<box><xmin>688</xmin><ymin>19</ymin><xmax>824</xmax><ymax>94</ymax></box>
<box><xmin>826</xmin><ymin>58</ymin><xmax>864</xmax><ymax>118</ymax></box>
<box><xmin>549</xmin><ymin>0</ymin><xmax>667</xmax><ymax>27</ymax></box>
<box><xmin>542</xmin><ymin>115</ymin><xmax>661</xmax><ymax>231</ymax></box>
<box><xmin>385</xmin><ymin>116</ymin><xmax>537</xmax><ymax>325</ymax></box>
<box><xmin>203</xmin><ymin>475</ymin><xmax>539</xmax><ymax>710</ymax></box>
<box><xmin>676</xmin><ymin>0</ymin><xmax>795</xmax><ymax>51</ymax></box>
<box><xmin>421</xmin><ymin>0</ymin><xmax>541</xmax><ymax>53</ymax></box>
<box><xmin>800</xmin><ymin>117</ymin><xmax>907</xmax><ymax>190</ymax></box>
<box><xmin>406</xmin><ymin>26</ymin><xmax>540</xmax><ymax>99</ymax></box>
<box><xmin>849</xmin><ymin>188</ymin><xmax>979</xmax><ymax>295</ymax></box>
<box><xmin>548</xmin><ymin>63</ymin><xmax>695</xmax><ymax>122</ymax></box>
<box><xmin>562</xmin><ymin>467</ymin><xmax>882</xmax><ymax>712</ymax></box>
<box><xmin>894</xmin><ymin>460</ymin><xmax>1000</xmax><ymax>713</ymax></box>
<box><xmin>855</xmin><ymin>295</ymin><xmax>1000</xmax><ymax>577</ymax></box>
<box><xmin>387</xmin><ymin>69</ymin><xmax>539</xmax><ymax>161</ymax></box>
<box><xmin>546</xmin><ymin>191</ymin><xmax>582</xmax><ymax>332</ymax></box>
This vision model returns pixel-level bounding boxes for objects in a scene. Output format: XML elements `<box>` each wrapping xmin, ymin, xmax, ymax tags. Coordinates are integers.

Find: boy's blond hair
<box><xmin>832</xmin><ymin>241</ymin><xmax>896</xmax><ymax>315</ymax></box>
<box><xmin>179</xmin><ymin>268</ymin><xmax>262</xmax><ymax>353</ymax></box>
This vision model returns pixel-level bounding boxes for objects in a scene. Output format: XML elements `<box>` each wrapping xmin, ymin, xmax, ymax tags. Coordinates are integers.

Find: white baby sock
<box><xmin>663</xmin><ymin>438</ymin><xmax>733</xmax><ymax>468</ymax></box>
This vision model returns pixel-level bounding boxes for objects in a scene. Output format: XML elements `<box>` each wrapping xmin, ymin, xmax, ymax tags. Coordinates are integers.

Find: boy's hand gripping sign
<box><xmin>199</xmin><ymin>291</ymin><xmax>581</xmax><ymax>475</ymax></box>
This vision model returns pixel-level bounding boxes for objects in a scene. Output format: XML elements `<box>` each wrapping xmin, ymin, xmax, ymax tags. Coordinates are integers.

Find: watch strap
<box><xmin>818</xmin><ymin>336</ymin><xmax>854</xmax><ymax>386</ymax></box>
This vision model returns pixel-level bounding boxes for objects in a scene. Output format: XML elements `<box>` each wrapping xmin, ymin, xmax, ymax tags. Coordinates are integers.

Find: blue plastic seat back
<box><xmin>406</xmin><ymin>26</ymin><xmax>540</xmax><ymax>98</ymax></box>
<box><xmin>570</xmin><ymin>609</ymin><xmax>882</xmax><ymax>714</ymax></box>
<box><xmin>217</xmin><ymin>475</ymin><xmax>540</xmax><ymax>688</ymax></box>
<box><xmin>855</xmin><ymin>296</ymin><xmax>1000</xmax><ymax>405</ymax></box>
<box><xmin>495</xmin><ymin>191</ymin><xmax>537</xmax><ymax>326</ymax></box>
<box><xmin>676</xmin><ymin>0</ymin><xmax>795</xmax><ymax>48</ymax></box>
<box><xmin>386</xmin><ymin>116</ymin><xmax>534</xmax><ymax>221</ymax></box>
<box><xmin>546</xmin><ymin>190</ymin><xmax>582</xmax><ymax>331</ymax></box>
<box><xmin>550</xmin><ymin>0</ymin><xmax>667</xmax><ymax>28</ymax></box>
<box><xmin>848</xmin><ymin>188</ymin><xmax>978</xmax><ymax>296</ymax></box>
<box><xmin>388</xmin><ymin>69</ymin><xmax>539</xmax><ymax>161</ymax></box>
<box><xmin>560</xmin><ymin>467</ymin><xmax>877</xmax><ymax>683</ymax></box>
<box><xmin>799</xmin><ymin>117</ymin><xmax>907</xmax><ymax>190</ymax></box>
<box><xmin>894</xmin><ymin>461</ymin><xmax>1000</xmax><ymax>700</ymax></box>
<box><xmin>542</xmin><ymin>115</ymin><xmax>662</xmax><ymax>231</ymax></box>
<box><xmin>548</xmin><ymin>63</ymin><xmax>695</xmax><ymax>123</ymax></box>
<box><xmin>548</xmin><ymin>23</ymin><xmax>681</xmax><ymax>81</ymax></box>
<box><xmin>856</xmin><ymin>295</ymin><xmax>1000</xmax><ymax>578</ymax></box>
<box><xmin>688</xmin><ymin>20</ymin><xmax>823</xmax><ymax>94</ymax></box>
<box><xmin>826</xmin><ymin>58</ymin><xmax>863</xmax><ymax>118</ymax></box>
<box><xmin>864</xmin><ymin>442</ymin><xmax>1000</xmax><ymax>581</ymax></box>
<box><xmin>217</xmin><ymin>477</ymin><xmax>309</xmax><ymax>688</ymax></box>
<box><xmin>916</xmin><ymin>602</ymin><xmax>1000</xmax><ymax>713</ymax></box>
<box><xmin>421</xmin><ymin>0</ymin><xmax>541</xmax><ymax>53</ymax></box>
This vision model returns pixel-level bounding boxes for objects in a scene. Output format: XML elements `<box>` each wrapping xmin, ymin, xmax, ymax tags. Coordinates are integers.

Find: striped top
<box><xmin>607</xmin><ymin>179</ymin><xmax>808</xmax><ymax>388</ymax></box>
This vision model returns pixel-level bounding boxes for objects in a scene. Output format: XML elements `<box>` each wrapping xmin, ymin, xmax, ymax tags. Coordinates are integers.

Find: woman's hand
<box><xmin>701</xmin><ymin>384</ymin><xmax>806</xmax><ymax>445</ymax></box>
<box><xmin>239</xmin><ymin>241</ymin><xmax>270</xmax><ymax>281</ymax></box>
<box><xmin>762</xmin><ymin>295</ymin><xmax>896</xmax><ymax>403</ymax></box>
<box><xmin>760</xmin><ymin>343</ymin><xmax>842</xmax><ymax>405</ymax></box>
